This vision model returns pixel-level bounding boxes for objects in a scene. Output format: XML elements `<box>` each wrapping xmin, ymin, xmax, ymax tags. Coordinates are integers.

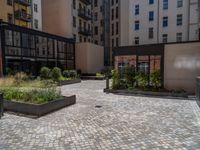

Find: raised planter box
<box><xmin>81</xmin><ymin>76</ymin><xmax>106</xmax><ymax>80</ymax></box>
<box><xmin>104</xmin><ymin>89</ymin><xmax>188</xmax><ymax>99</ymax></box>
<box><xmin>196</xmin><ymin>77</ymin><xmax>200</xmax><ymax>107</ymax></box>
<box><xmin>4</xmin><ymin>95</ymin><xmax>76</xmax><ymax>117</ymax></box>
<box><xmin>0</xmin><ymin>93</ymin><xmax>3</xmax><ymax>119</ymax></box>
<box><xmin>57</xmin><ymin>79</ymin><xmax>81</xmax><ymax>86</ymax></box>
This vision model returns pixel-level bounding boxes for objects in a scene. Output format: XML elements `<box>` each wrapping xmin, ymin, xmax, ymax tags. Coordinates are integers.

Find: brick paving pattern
<box><xmin>0</xmin><ymin>80</ymin><xmax>200</xmax><ymax>150</ymax></box>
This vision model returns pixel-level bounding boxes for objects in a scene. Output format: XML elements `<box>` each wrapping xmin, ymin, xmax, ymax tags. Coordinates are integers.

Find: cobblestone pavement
<box><xmin>1</xmin><ymin>80</ymin><xmax>200</xmax><ymax>150</ymax></box>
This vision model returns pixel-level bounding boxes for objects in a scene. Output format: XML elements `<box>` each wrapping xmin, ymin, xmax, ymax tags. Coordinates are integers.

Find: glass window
<box><xmin>5</xmin><ymin>30</ymin><xmax>13</xmax><ymax>46</ymax></box>
<box><xmin>177</xmin><ymin>0</ymin><xmax>183</xmax><ymax>8</ymax></box>
<box><xmin>149</xmin><ymin>0</ymin><xmax>154</xmax><ymax>4</ymax></box>
<box><xmin>7</xmin><ymin>0</ymin><xmax>12</xmax><ymax>5</ymax></box>
<box><xmin>13</xmin><ymin>31</ymin><xmax>20</xmax><ymax>47</ymax></box>
<box><xmin>162</xmin><ymin>34</ymin><xmax>168</xmax><ymax>43</ymax></box>
<box><xmin>73</xmin><ymin>0</ymin><xmax>76</xmax><ymax>9</ymax></box>
<box><xmin>134</xmin><ymin>37</ymin><xmax>139</xmax><ymax>45</ymax></box>
<box><xmin>149</xmin><ymin>27</ymin><xmax>154</xmax><ymax>39</ymax></box>
<box><xmin>135</xmin><ymin>20</ymin><xmax>140</xmax><ymax>30</ymax></box>
<box><xmin>7</xmin><ymin>13</ymin><xmax>13</xmax><ymax>23</ymax></box>
<box><xmin>163</xmin><ymin>16</ymin><xmax>168</xmax><ymax>27</ymax></box>
<box><xmin>176</xmin><ymin>33</ymin><xmax>182</xmax><ymax>42</ymax></box>
<box><xmin>34</xmin><ymin>4</ymin><xmax>38</xmax><ymax>12</ymax></box>
<box><xmin>135</xmin><ymin>5</ymin><xmax>139</xmax><ymax>15</ymax></box>
<box><xmin>177</xmin><ymin>14</ymin><xmax>183</xmax><ymax>26</ymax></box>
<box><xmin>138</xmin><ymin>56</ymin><xmax>149</xmax><ymax>74</ymax></box>
<box><xmin>163</xmin><ymin>0</ymin><xmax>168</xmax><ymax>10</ymax></box>
<box><xmin>34</xmin><ymin>19</ymin><xmax>38</xmax><ymax>29</ymax></box>
<box><xmin>149</xmin><ymin>11</ymin><xmax>154</xmax><ymax>21</ymax></box>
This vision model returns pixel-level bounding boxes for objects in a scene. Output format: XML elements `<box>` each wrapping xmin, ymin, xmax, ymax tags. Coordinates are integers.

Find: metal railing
<box><xmin>0</xmin><ymin>93</ymin><xmax>3</xmax><ymax>119</ymax></box>
<box><xmin>78</xmin><ymin>27</ymin><xmax>92</xmax><ymax>36</ymax></box>
<box><xmin>14</xmin><ymin>10</ymin><xmax>32</xmax><ymax>22</ymax></box>
<box><xmin>78</xmin><ymin>9</ymin><xmax>92</xmax><ymax>20</ymax></box>
<box><xmin>14</xmin><ymin>0</ymin><xmax>31</xmax><ymax>6</ymax></box>
<box><xmin>80</xmin><ymin>0</ymin><xmax>92</xmax><ymax>5</ymax></box>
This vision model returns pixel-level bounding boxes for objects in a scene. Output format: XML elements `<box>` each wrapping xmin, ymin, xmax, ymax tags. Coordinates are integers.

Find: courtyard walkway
<box><xmin>0</xmin><ymin>80</ymin><xmax>200</xmax><ymax>150</ymax></box>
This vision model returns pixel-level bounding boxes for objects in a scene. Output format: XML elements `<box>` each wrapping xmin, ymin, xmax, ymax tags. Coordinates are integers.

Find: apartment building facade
<box><xmin>129</xmin><ymin>0</ymin><xmax>200</xmax><ymax>45</ymax></box>
<box><xmin>32</xmin><ymin>0</ymin><xmax>42</xmax><ymax>30</ymax></box>
<box><xmin>42</xmin><ymin>0</ymin><xmax>92</xmax><ymax>42</ymax></box>
<box><xmin>0</xmin><ymin>0</ymin><xmax>42</xmax><ymax>30</ymax></box>
<box><xmin>109</xmin><ymin>0</ymin><xmax>130</xmax><ymax>64</ymax></box>
<box><xmin>92</xmin><ymin>0</ymin><xmax>111</xmax><ymax>65</ymax></box>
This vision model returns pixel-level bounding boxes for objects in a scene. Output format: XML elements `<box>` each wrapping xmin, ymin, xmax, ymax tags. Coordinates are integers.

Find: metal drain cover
<box><xmin>95</xmin><ymin>105</ymin><xmax>102</xmax><ymax>108</ymax></box>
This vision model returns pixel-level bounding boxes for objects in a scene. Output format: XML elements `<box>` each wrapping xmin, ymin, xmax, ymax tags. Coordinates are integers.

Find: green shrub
<box><xmin>111</xmin><ymin>69</ymin><xmax>120</xmax><ymax>89</ymax></box>
<box><xmin>51</xmin><ymin>67</ymin><xmax>62</xmax><ymax>81</ymax></box>
<box><xmin>150</xmin><ymin>70</ymin><xmax>161</xmax><ymax>89</ymax></box>
<box><xmin>124</xmin><ymin>65</ymin><xmax>136</xmax><ymax>88</ymax></box>
<box><xmin>135</xmin><ymin>72</ymin><xmax>148</xmax><ymax>89</ymax></box>
<box><xmin>69</xmin><ymin>70</ymin><xmax>77</xmax><ymax>78</ymax></box>
<box><xmin>40</xmin><ymin>67</ymin><xmax>50</xmax><ymax>79</ymax></box>
<box><xmin>63</xmin><ymin>70</ymin><xmax>70</xmax><ymax>78</ymax></box>
<box><xmin>101</xmin><ymin>67</ymin><xmax>113</xmax><ymax>77</ymax></box>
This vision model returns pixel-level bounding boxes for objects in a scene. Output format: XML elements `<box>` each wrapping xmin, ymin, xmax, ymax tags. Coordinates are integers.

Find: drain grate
<box><xmin>95</xmin><ymin>105</ymin><xmax>102</xmax><ymax>108</ymax></box>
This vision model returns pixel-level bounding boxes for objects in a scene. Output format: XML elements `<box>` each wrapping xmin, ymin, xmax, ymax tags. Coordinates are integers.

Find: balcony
<box><xmin>80</xmin><ymin>0</ymin><xmax>92</xmax><ymax>5</ymax></box>
<box><xmin>79</xmin><ymin>27</ymin><xmax>92</xmax><ymax>36</ymax></box>
<box><xmin>78</xmin><ymin>9</ymin><xmax>92</xmax><ymax>20</ymax></box>
<box><xmin>14</xmin><ymin>10</ymin><xmax>32</xmax><ymax>22</ymax></box>
<box><xmin>14</xmin><ymin>0</ymin><xmax>31</xmax><ymax>6</ymax></box>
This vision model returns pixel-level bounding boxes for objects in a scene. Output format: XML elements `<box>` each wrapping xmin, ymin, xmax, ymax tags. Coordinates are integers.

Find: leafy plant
<box><xmin>40</xmin><ymin>67</ymin><xmax>51</xmax><ymax>79</ymax></box>
<box><xmin>69</xmin><ymin>70</ymin><xmax>77</xmax><ymax>78</ymax></box>
<box><xmin>63</xmin><ymin>70</ymin><xmax>70</xmax><ymax>78</ymax></box>
<box><xmin>51</xmin><ymin>67</ymin><xmax>62</xmax><ymax>81</ymax></box>
<box><xmin>1</xmin><ymin>87</ymin><xmax>62</xmax><ymax>104</ymax></box>
<box><xmin>111</xmin><ymin>69</ymin><xmax>120</xmax><ymax>89</ymax></box>
<box><xmin>101</xmin><ymin>67</ymin><xmax>113</xmax><ymax>77</ymax></box>
<box><xmin>124</xmin><ymin>65</ymin><xmax>136</xmax><ymax>88</ymax></box>
<box><xmin>135</xmin><ymin>72</ymin><xmax>148</xmax><ymax>89</ymax></box>
<box><xmin>150</xmin><ymin>70</ymin><xmax>161</xmax><ymax>89</ymax></box>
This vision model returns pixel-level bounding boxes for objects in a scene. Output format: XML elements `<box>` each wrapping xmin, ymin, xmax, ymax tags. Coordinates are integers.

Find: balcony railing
<box><xmin>80</xmin><ymin>0</ymin><xmax>92</xmax><ymax>5</ymax></box>
<box><xmin>14</xmin><ymin>10</ymin><xmax>32</xmax><ymax>22</ymax></box>
<box><xmin>79</xmin><ymin>27</ymin><xmax>92</xmax><ymax>36</ymax></box>
<box><xmin>14</xmin><ymin>0</ymin><xmax>31</xmax><ymax>6</ymax></box>
<box><xmin>78</xmin><ymin>9</ymin><xmax>92</xmax><ymax>20</ymax></box>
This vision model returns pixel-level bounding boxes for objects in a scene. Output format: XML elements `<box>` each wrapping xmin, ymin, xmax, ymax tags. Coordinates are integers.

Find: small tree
<box><xmin>40</xmin><ymin>67</ymin><xmax>50</xmax><ymax>79</ymax></box>
<box><xmin>124</xmin><ymin>65</ymin><xmax>136</xmax><ymax>88</ymax></box>
<box><xmin>51</xmin><ymin>67</ymin><xmax>62</xmax><ymax>81</ymax></box>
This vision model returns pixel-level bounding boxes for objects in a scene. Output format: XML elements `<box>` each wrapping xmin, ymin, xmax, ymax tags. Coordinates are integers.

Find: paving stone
<box><xmin>0</xmin><ymin>80</ymin><xmax>200</xmax><ymax>149</ymax></box>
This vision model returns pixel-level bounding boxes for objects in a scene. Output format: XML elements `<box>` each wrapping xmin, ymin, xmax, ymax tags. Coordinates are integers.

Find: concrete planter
<box><xmin>4</xmin><ymin>95</ymin><xmax>76</xmax><ymax>117</ymax></box>
<box><xmin>104</xmin><ymin>89</ymin><xmax>188</xmax><ymax>99</ymax></box>
<box><xmin>57</xmin><ymin>79</ymin><xmax>81</xmax><ymax>86</ymax></box>
<box><xmin>81</xmin><ymin>76</ymin><xmax>106</xmax><ymax>80</ymax></box>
